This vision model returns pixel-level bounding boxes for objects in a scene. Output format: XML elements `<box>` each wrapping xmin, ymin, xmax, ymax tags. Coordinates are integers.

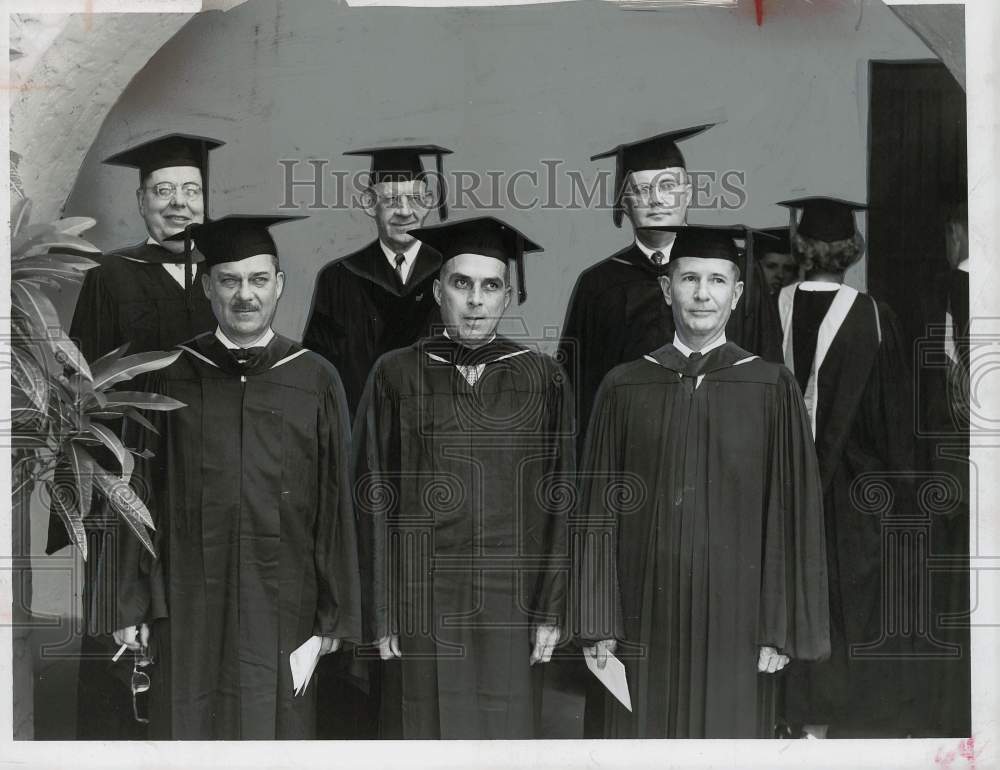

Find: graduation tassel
<box><xmin>515</xmin><ymin>233</ymin><xmax>527</xmax><ymax>304</ymax></box>
<box><xmin>435</xmin><ymin>151</ymin><xmax>448</xmax><ymax>222</ymax></box>
<box><xmin>183</xmin><ymin>224</ymin><xmax>194</xmax><ymax>311</ymax></box>
<box><xmin>744</xmin><ymin>225</ymin><xmax>753</xmax><ymax>318</ymax></box>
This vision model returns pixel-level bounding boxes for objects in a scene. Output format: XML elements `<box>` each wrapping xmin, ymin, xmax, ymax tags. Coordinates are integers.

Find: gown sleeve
<box><xmin>860</xmin><ymin>302</ymin><xmax>917</xmax><ymax>503</ymax></box>
<box><xmin>531</xmin><ymin>358</ymin><xmax>575</xmax><ymax>632</ymax></box>
<box><xmin>312</xmin><ymin>368</ymin><xmax>364</xmax><ymax>642</ymax></box>
<box><xmin>727</xmin><ymin>261</ymin><xmax>783</xmax><ymax>363</ymax></box>
<box><xmin>69</xmin><ymin>264</ymin><xmax>122</xmax><ymax>362</ymax></box>
<box><xmin>302</xmin><ymin>267</ymin><xmax>347</xmax><ymax>375</ymax></box>
<box><xmin>114</xmin><ymin>371</ymin><xmax>169</xmax><ymax>632</ymax></box>
<box><xmin>574</xmin><ymin>373</ymin><xmax>625</xmax><ymax>644</ymax></box>
<box><xmin>757</xmin><ymin>367</ymin><xmax>831</xmax><ymax>662</ymax></box>
<box><xmin>353</xmin><ymin>363</ymin><xmax>398</xmax><ymax>643</ymax></box>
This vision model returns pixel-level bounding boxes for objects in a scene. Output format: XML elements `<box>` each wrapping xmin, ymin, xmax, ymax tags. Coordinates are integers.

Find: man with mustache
<box><xmin>355</xmin><ymin>216</ymin><xmax>571</xmax><ymax>739</ymax></box>
<box><xmin>46</xmin><ymin>134</ymin><xmax>222</xmax><ymax>739</ymax></box>
<box><xmin>303</xmin><ymin>145</ymin><xmax>451</xmax><ymax>418</ymax></box>
<box><xmin>577</xmin><ymin>225</ymin><xmax>830</xmax><ymax>739</ymax></box>
<box><xmin>112</xmin><ymin>215</ymin><xmax>362</xmax><ymax>739</ymax></box>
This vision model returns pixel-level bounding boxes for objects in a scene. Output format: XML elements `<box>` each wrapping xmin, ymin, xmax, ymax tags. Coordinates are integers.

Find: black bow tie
<box><xmin>229</xmin><ymin>345</ymin><xmax>267</xmax><ymax>367</ymax></box>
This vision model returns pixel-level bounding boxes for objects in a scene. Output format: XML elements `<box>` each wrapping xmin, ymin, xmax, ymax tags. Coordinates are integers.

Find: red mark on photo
<box><xmin>936</xmin><ymin>736</ymin><xmax>978</xmax><ymax>770</ymax></box>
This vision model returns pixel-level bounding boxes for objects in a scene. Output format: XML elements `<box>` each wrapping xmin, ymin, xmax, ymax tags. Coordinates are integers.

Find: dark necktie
<box><xmin>651</xmin><ymin>250</ymin><xmax>666</xmax><ymax>266</ymax></box>
<box><xmin>683</xmin><ymin>351</ymin><xmax>706</xmax><ymax>393</ymax></box>
<box><xmin>395</xmin><ymin>253</ymin><xmax>407</xmax><ymax>284</ymax></box>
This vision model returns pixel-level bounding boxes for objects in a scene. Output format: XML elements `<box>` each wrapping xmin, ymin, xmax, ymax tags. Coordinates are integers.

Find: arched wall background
<box><xmin>22</xmin><ymin>0</ymin><xmax>934</xmax><ymax>618</ymax></box>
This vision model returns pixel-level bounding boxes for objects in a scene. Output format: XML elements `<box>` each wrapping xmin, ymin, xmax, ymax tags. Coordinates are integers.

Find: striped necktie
<box><xmin>395</xmin><ymin>253</ymin><xmax>407</xmax><ymax>284</ymax></box>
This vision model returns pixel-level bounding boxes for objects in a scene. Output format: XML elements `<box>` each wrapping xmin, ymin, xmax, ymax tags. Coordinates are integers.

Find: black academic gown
<box><xmin>49</xmin><ymin>240</ymin><xmax>215</xmax><ymax>740</ymax></box>
<box><xmin>115</xmin><ymin>332</ymin><xmax>363</xmax><ymax>739</ymax></box>
<box><xmin>303</xmin><ymin>240</ymin><xmax>442</xmax><ymax>417</ymax></box>
<box><xmin>910</xmin><ymin>270</ymin><xmax>971</xmax><ymax>737</ymax></box>
<box><xmin>577</xmin><ymin>341</ymin><xmax>830</xmax><ymax>739</ymax></box>
<box><xmin>776</xmin><ymin>284</ymin><xmax>919</xmax><ymax>734</ymax></box>
<box><xmin>355</xmin><ymin>335</ymin><xmax>572</xmax><ymax>739</ymax></box>
<box><xmin>557</xmin><ymin>243</ymin><xmax>782</xmax><ymax>450</ymax></box>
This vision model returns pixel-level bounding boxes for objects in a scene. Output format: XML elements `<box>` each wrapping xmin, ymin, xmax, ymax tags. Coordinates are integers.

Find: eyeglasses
<box><xmin>146</xmin><ymin>182</ymin><xmax>203</xmax><ymax>201</ymax></box>
<box><xmin>376</xmin><ymin>192</ymin><xmax>435</xmax><ymax>210</ymax></box>
<box><xmin>131</xmin><ymin>647</ymin><xmax>153</xmax><ymax>724</ymax></box>
<box><xmin>626</xmin><ymin>179</ymin><xmax>686</xmax><ymax>203</ymax></box>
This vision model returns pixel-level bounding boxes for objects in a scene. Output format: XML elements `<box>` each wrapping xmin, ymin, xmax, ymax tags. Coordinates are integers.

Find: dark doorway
<box><xmin>867</xmin><ymin>60</ymin><xmax>967</xmax><ymax>345</ymax></box>
<box><xmin>868</xmin><ymin>59</ymin><xmax>970</xmax><ymax>738</ymax></box>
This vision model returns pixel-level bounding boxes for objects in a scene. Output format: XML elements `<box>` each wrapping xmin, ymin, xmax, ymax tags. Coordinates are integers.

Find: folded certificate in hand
<box><xmin>584</xmin><ymin>649</ymin><xmax>632</xmax><ymax>712</ymax></box>
<box><xmin>290</xmin><ymin>636</ymin><xmax>323</xmax><ymax>696</ymax></box>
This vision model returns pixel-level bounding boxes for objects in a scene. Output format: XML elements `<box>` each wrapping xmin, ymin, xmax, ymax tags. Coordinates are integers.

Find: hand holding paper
<box><xmin>290</xmin><ymin>635</ymin><xmax>338</xmax><ymax>696</ymax></box>
<box><xmin>584</xmin><ymin>646</ymin><xmax>632</xmax><ymax>712</ymax></box>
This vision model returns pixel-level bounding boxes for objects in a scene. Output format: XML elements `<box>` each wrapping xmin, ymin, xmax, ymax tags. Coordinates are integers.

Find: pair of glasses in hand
<box><xmin>131</xmin><ymin>647</ymin><xmax>153</xmax><ymax>724</ymax></box>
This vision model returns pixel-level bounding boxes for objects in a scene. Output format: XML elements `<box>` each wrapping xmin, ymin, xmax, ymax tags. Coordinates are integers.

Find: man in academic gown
<box><xmin>303</xmin><ymin>145</ymin><xmax>451</xmax><ymax>418</ymax></box>
<box><xmin>774</xmin><ymin>198</ymin><xmax>917</xmax><ymax>738</ymax></box>
<box><xmin>302</xmin><ymin>144</ymin><xmax>450</xmax><ymax>738</ymax></box>
<box><xmin>577</xmin><ymin>225</ymin><xmax>830</xmax><ymax>739</ymax></box>
<box><xmin>557</xmin><ymin>126</ymin><xmax>783</xmax><ymax>451</ymax></box>
<box><xmin>355</xmin><ymin>216</ymin><xmax>570</xmax><ymax>739</ymax></box>
<box><xmin>113</xmin><ymin>215</ymin><xmax>362</xmax><ymax>739</ymax></box>
<box><xmin>911</xmin><ymin>198</ymin><xmax>970</xmax><ymax>736</ymax></box>
<box><xmin>757</xmin><ymin>226</ymin><xmax>798</xmax><ymax>295</ymax></box>
<box><xmin>46</xmin><ymin>133</ymin><xmax>223</xmax><ymax>739</ymax></box>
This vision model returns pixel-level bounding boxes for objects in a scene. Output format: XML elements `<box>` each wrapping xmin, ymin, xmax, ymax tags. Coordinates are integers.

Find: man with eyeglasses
<box><xmin>45</xmin><ymin>133</ymin><xmax>223</xmax><ymax>739</ymax></box>
<box><xmin>557</xmin><ymin>125</ymin><xmax>783</xmax><ymax>738</ymax></box>
<box><xmin>303</xmin><ymin>144</ymin><xmax>451</xmax><ymax>418</ymax></box>
<box><xmin>302</xmin><ymin>144</ymin><xmax>450</xmax><ymax>738</ymax></box>
<box><xmin>558</xmin><ymin>125</ymin><xmax>782</xmax><ymax>450</ymax></box>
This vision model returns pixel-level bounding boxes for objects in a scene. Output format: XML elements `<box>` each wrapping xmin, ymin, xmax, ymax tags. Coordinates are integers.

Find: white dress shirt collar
<box><xmin>635</xmin><ymin>237</ymin><xmax>674</xmax><ymax>264</ymax></box>
<box><xmin>215</xmin><ymin>326</ymin><xmax>275</xmax><ymax>350</ymax></box>
<box><xmin>673</xmin><ymin>332</ymin><xmax>727</xmax><ymax>358</ymax></box>
<box><xmin>146</xmin><ymin>236</ymin><xmax>197</xmax><ymax>287</ymax></box>
<box><xmin>380</xmin><ymin>239</ymin><xmax>422</xmax><ymax>283</ymax></box>
<box><xmin>797</xmin><ymin>280</ymin><xmax>842</xmax><ymax>292</ymax></box>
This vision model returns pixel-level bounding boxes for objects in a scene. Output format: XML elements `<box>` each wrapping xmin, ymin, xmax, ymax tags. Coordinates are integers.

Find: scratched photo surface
<box><xmin>5</xmin><ymin>0</ymin><xmax>993</xmax><ymax>767</ymax></box>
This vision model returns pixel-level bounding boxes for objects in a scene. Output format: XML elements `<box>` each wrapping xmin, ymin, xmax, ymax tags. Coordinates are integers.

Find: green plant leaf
<box><xmin>15</xmin><ymin>254</ymin><xmax>99</xmax><ymax>273</ymax></box>
<box><xmin>51</xmin><ymin>216</ymin><xmax>98</xmax><ymax>237</ymax></box>
<box><xmin>11</xmin><ymin>346</ymin><xmax>48</xmax><ymax>413</ymax></box>
<box><xmin>123</xmin><ymin>407</ymin><xmax>159</xmax><ymax>436</ymax></box>
<box><xmin>103</xmin><ymin>391</ymin><xmax>187</xmax><ymax>411</ymax></box>
<box><xmin>92</xmin><ymin>470</ymin><xmax>156</xmax><ymax>558</ymax></box>
<box><xmin>89</xmin><ymin>342</ymin><xmax>132</xmax><ymax>383</ymax></box>
<box><xmin>87</xmin><ymin>422</ymin><xmax>134</xmax><ymax>482</ymax></box>
<box><xmin>67</xmin><ymin>442</ymin><xmax>95</xmax><ymax>522</ymax></box>
<box><xmin>92</xmin><ymin>349</ymin><xmax>181</xmax><ymax>392</ymax></box>
<box><xmin>51</xmin><ymin>332</ymin><xmax>94</xmax><ymax>381</ymax></box>
<box><xmin>21</xmin><ymin>236</ymin><xmax>103</xmax><ymax>258</ymax></box>
<box><xmin>46</xmin><ymin>479</ymin><xmax>88</xmax><ymax>561</ymax></box>
<box><xmin>12</xmin><ymin>281</ymin><xmax>61</xmax><ymax>337</ymax></box>
<box><xmin>11</xmin><ymin>197</ymin><xmax>32</xmax><ymax>241</ymax></box>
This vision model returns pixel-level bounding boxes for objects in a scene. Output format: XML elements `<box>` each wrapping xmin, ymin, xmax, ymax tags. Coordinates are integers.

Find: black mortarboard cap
<box><xmin>756</xmin><ymin>226</ymin><xmax>792</xmax><ymax>255</ymax></box>
<box><xmin>640</xmin><ymin>224</ymin><xmax>778</xmax><ymax>317</ymax></box>
<box><xmin>344</xmin><ymin>144</ymin><xmax>453</xmax><ymax>221</ymax></box>
<box><xmin>777</xmin><ymin>197</ymin><xmax>866</xmax><ymax>242</ymax></box>
<box><xmin>168</xmin><ymin>214</ymin><xmax>307</xmax><ymax>269</ymax></box>
<box><xmin>591</xmin><ymin>124</ymin><xmax>715</xmax><ymax>228</ymax></box>
<box><xmin>409</xmin><ymin>216</ymin><xmax>542</xmax><ymax>304</ymax></box>
<box><xmin>104</xmin><ymin>133</ymin><xmax>224</xmax><ymax>214</ymax></box>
